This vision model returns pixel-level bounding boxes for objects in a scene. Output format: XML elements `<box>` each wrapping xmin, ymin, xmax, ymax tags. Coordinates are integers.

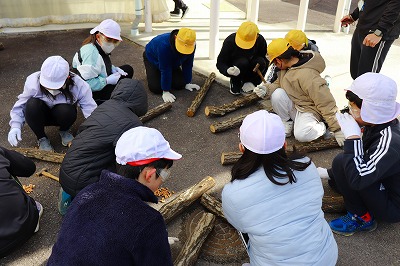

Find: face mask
<box><xmin>46</xmin><ymin>89</ymin><xmax>61</xmax><ymax>96</ymax></box>
<box><xmin>100</xmin><ymin>41</ymin><xmax>115</xmax><ymax>54</ymax></box>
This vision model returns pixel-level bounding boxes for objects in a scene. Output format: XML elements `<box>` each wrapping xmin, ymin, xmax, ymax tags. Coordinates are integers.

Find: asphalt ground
<box><xmin>1</xmin><ymin>1</ymin><xmax>400</xmax><ymax>265</ymax></box>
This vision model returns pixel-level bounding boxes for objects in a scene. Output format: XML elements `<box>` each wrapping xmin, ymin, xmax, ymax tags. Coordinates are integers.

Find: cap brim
<box><xmin>235</xmin><ymin>35</ymin><xmax>257</xmax><ymax>49</ymax></box>
<box><xmin>176</xmin><ymin>43</ymin><xmax>194</xmax><ymax>54</ymax></box>
<box><xmin>163</xmin><ymin>149</ymin><xmax>182</xmax><ymax>160</ymax></box>
<box><xmin>39</xmin><ymin>77</ymin><xmax>64</xmax><ymax>89</ymax></box>
<box><xmin>360</xmin><ymin>101</ymin><xmax>400</xmax><ymax>124</ymax></box>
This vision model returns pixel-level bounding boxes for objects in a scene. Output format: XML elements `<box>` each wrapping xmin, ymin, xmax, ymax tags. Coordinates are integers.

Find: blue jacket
<box><xmin>48</xmin><ymin>170</ymin><xmax>173</xmax><ymax>266</ymax></box>
<box><xmin>145</xmin><ymin>30</ymin><xmax>195</xmax><ymax>91</ymax></box>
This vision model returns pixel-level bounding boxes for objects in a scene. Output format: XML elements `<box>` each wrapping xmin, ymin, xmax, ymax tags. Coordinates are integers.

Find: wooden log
<box><xmin>159</xmin><ymin>176</ymin><xmax>215</xmax><ymax>223</ymax></box>
<box><xmin>187</xmin><ymin>72</ymin><xmax>216</xmax><ymax>117</ymax></box>
<box><xmin>12</xmin><ymin>148</ymin><xmax>65</xmax><ymax>163</ymax></box>
<box><xmin>210</xmin><ymin>114</ymin><xmax>246</xmax><ymax>133</ymax></box>
<box><xmin>322</xmin><ymin>179</ymin><xmax>345</xmax><ymax>213</ymax></box>
<box><xmin>221</xmin><ymin>138</ymin><xmax>340</xmax><ymax>165</ymax></box>
<box><xmin>204</xmin><ymin>93</ymin><xmax>260</xmax><ymax>117</ymax></box>
<box><xmin>221</xmin><ymin>152</ymin><xmax>242</xmax><ymax>165</ymax></box>
<box><xmin>200</xmin><ymin>193</ymin><xmax>225</xmax><ymax>219</ymax></box>
<box><xmin>174</xmin><ymin>211</ymin><xmax>216</xmax><ymax>266</ymax></box>
<box><xmin>139</xmin><ymin>102</ymin><xmax>172</xmax><ymax>123</ymax></box>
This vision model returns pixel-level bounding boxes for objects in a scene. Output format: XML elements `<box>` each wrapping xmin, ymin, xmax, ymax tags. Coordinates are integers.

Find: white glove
<box><xmin>335</xmin><ymin>112</ymin><xmax>361</xmax><ymax>139</ymax></box>
<box><xmin>334</xmin><ymin>130</ymin><xmax>345</xmax><ymax>146</ymax></box>
<box><xmin>242</xmin><ymin>82</ymin><xmax>255</xmax><ymax>93</ymax></box>
<box><xmin>316</xmin><ymin>167</ymin><xmax>330</xmax><ymax>180</ymax></box>
<box><xmin>162</xmin><ymin>91</ymin><xmax>176</xmax><ymax>103</ymax></box>
<box><xmin>106</xmin><ymin>73</ymin><xmax>121</xmax><ymax>85</ymax></box>
<box><xmin>168</xmin><ymin>237</ymin><xmax>179</xmax><ymax>245</ymax></box>
<box><xmin>254</xmin><ymin>84</ymin><xmax>267</xmax><ymax>98</ymax></box>
<box><xmin>185</xmin><ymin>83</ymin><xmax>200</xmax><ymax>91</ymax></box>
<box><xmin>8</xmin><ymin>127</ymin><xmax>22</xmax><ymax>147</ymax></box>
<box><xmin>227</xmin><ymin>66</ymin><xmax>240</xmax><ymax>76</ymax></box>
<box><xmin>112</xmin><ymin>66</ymin><xmax>128</xmax><ymax>76</ymax></box>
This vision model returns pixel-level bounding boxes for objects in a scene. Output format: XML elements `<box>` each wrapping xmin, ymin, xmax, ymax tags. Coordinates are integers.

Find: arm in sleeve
<box><xmin>76</xmin><ymin>47</ymin><xmax>107</xmax><ymax>91</ymax></box>
<box><xmin>377</xmin><ymin>0</ymin><xmax>400</xmax><ymax>34</ymax></box>
<box><xmin>221</xmin><ymin>188</ymin><xmax>246</xmax><ymax>233</ymax></box>
<box><xmin>0</xmin><ymin>147</ymin><xmax>36</xmax><ymax>177</ymax></box>
<box><xmin>73</xmin><ymin>77</ymin><xmax>97</xmax><ymax>118</ymax></box>
<box><xmin>9</xmin><ymin>78</ymin><xmax>38</xmax><ymax>129</ymax></box>
<box><xmin>300</xmin><ymin>71</ymin><xmax>340</xmax><ymax>132</ymax></box>
<box><xmin>350</xmin><ymin>7</ymin><xmax>360</xmax><ymax>21</ymax></box>
<box><xmin>181</xmin><ymin>52</ymin><xmax>195</xmax><ymax>84</ymax></box>
<box><xmin>216</xmin><ymin>39</ymin><xmax>234</xmax><ymax>76</ymax></box>
<box><xmin>158</xmin><ymin>46</ymin><xmax>174</xmax><ymax>92</ymax></box>
<box><xmin>342</xmin><ymin>137</ymin><xmax>400</xmax><ymax>190</ymax></box>
<box><xmin>132</xmin><ymin>216</ymin><xmax>173</xmax><ymax>266</ymax></box>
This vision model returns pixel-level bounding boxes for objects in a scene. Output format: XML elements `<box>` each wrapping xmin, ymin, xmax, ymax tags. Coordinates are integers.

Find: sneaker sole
<box><xmin>332</xmin><ymin>221</ymin><xmax>378</xmax><ymax>236</ymax></box>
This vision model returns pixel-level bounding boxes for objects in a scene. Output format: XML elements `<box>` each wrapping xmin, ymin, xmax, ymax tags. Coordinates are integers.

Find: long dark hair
<box><xmin>39</xmin><ymin>72</ymin><xmax>76</xmax><ymax>104</ymax></box>
<box><xmin>346</xmin><ymin>90</ymin><xmax>363</xmax><ymax>109</ymax></box>
<box><xmin>231</xmin><ymin>147</ymin><xmax>311</xmax><ymax>185</ymax></box>
<box><xmin>116</xmin><ymin>159</ymin><xmax>174</xmax><ymax>180</ymax></box>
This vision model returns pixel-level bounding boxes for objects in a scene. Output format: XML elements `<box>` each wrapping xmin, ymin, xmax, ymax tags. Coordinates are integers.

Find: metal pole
<box><xmin>209</xmin><ymin>0</ymin><xmax>220</xmax><ymax>59</ymax></box>
<box><xmin>297</xmin><ymin>0</ymin><xmax>310</xmax><ymax>31</ymax></box>
<box><xmin>144</xmin><ymin>0</ymin><xmax>152</xmax><ymax>33</ymax></box>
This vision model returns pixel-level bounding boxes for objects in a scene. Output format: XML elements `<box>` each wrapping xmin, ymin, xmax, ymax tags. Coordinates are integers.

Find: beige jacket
<box><xmin>267</xmin><ymin>51</ymin><xmax>340</xmax><ymax>132</ymax></box>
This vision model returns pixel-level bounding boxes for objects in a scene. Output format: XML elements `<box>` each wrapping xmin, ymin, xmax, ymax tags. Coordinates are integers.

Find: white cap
<box><xmin>115</xmin><ymin>126</ymin><xmax>182</xmax><ymax>166</ymax></box>
<box><xmin>347</xmin><ymin>72</ymin><xmax>400</xmax><ymax>124</ymax></box>
<box><xmin>90</xmin><ymin>19</ymin><xmax>122</xmax><ymax>41</ymax></box>
<box><xmin>240</xmin><ymin>110</ymin><xmax>286</xmax><ymax>154</ymax></box>
<box><xmin>39</xmin><ymin>56</ymin><xmax>69</xmax><ymax>89</ymax></box>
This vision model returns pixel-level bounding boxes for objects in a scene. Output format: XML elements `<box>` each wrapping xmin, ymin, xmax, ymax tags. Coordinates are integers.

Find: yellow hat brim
<box><xmin>176</xmin><ymin>42</ymin><xmax>195</xmax><ymax>54</ymax></box>
<box><xmin>235</xmin><ymin>35</ymin><xmax>257</xmax><ymax>50</ymax></box>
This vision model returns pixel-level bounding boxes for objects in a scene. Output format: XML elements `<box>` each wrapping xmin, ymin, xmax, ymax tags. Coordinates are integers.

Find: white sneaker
<box><xmin>34</xmin><ymin>201</ymin><xmax>43</xmax><ymax>233</ymax></box>
<box><xmin>242</xmin><ymin>82</ymin><xmax>256</xmax><ymax>93</ymax></box>
<box><xmin>283</xmin><ymin>120</ymin><xmax>294</xmax><ymax>137</ymax></box>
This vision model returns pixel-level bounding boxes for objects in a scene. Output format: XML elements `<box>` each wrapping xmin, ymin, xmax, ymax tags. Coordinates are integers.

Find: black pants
<box><xmin>330</xmin><ymin>153</ymin><xmax>400</xmax><ymax>222</ymax></box>
<box><xmin>92</xmin><ymin>64</ymin><xmax>134</xmax><ymax>103</ymax></box>
<box><xmin>143</xmin><ymin>51</ymin><xmax>185</xmax><ymax>94</ymax></box>
<box><xmin>25</xmin><ymin>98</ymin><xmax>77</xmax><ymax>140</ymax></box>
<box><xmin>230</xmin><ymin>56</ymin><xmax>267</xmax><ymax>90</ymax></box>
<box><xmin>173</xmin><ymin>0</ymin><xmax>187</xmax><ymax>10</ymax></box>
<box><xmin>350</xmin><ymin>27</ymin><xmax>394</xmax><ymax>80</ymax></box>
<box><xmin>0</xmin><ymin>147</ymin><xmax>38</xmax><ymax>258</ymax></box>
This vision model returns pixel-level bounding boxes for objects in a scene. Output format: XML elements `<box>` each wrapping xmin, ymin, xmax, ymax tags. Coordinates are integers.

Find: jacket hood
<box><xmin>110</xmin><ymin>79</ymin><xmax>148</xmax><ymax>117</ymax></box>
<box><xmin>292</xmin><ymin>51</ymin><xmax>325</xmax><ymax>73</ymax></box>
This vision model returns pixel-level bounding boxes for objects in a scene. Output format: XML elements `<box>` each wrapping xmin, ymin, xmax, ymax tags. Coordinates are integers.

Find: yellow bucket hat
<box><xmin>175</xmin><ymin>28</ymin><xmax>196</xmax><ymax>55</ymax></box>
<box><xmin>267</xmin><ymin>38</ymin><xmax>291</xmax><ymax>63</ymax></box>
<box><xmin>285</xmin><ymin>30</ymin><xmax>308</xmax><ymax>51</ymax></box>
<box><xmin>235</xmin><ymin>21</ymin><xmax>260</xmax><ymax>49</ymax></box>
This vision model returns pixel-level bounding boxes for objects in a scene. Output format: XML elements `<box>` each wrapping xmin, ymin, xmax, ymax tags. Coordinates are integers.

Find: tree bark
<box><xmin>12</xmin><ymin>148</ymin><xmax>65</xmax><ymax>163</ymax></box>
<box><xmin>204</xmin><ymin>93</ymin><xmax>260</xmax><ymax>117</ymax></box>
<box><xmin>200</xmin><ymin>193</ymin><xmax>225</xmax><ymax>219</ymax></box>
<box><xmin>187</xmin><ymin>72</ymin><xmax>216</xmax><ymax>117</ymax></box>
<box><xmin>139</xmin><ymin>102</ymin><xmax>172</xmax><ymax>123</ymax></box>
<box><xmin>159</xmin><ymin>176</ymin><xmax>216</xmax><ymax>223</ymax></box>
<box><xmin>221</xmin><ymin>138</ymin><xmax>340</xmax><ymax>165</ymax></box>
<box><xmin>210</xmin><ymin>114</ymin><xmax>247</xmax><ymax>133</ymax></box>
<box><xmin>174</xmin><ymin>211</ymin><xmax>216</xmax><ymax>266</ymax></box>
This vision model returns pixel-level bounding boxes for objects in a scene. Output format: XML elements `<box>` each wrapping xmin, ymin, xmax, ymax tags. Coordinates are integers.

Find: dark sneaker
<box><xmin>58</xmin><ymin>188</ymin><xmax>72</xmax><ymax>216</ymax></box>
<box><xmin>329</xmin><ymin>212</ymin><xmax>377</xmax><ymax>236</ymax></box>
<box><xmin>181</xmin><ymin>6</ymin><xmax>189</xmax><ymax>18</ymax></box>
<box><xmin>38</xmin><ymin>137</ymin><xmax>54</xmax><ymax>152</ymax></box>
<box><xmin>230</xmin><ymin>78</ymin><xmax>241</xmax><ymax>95</ymax></box>
<box><xmin>170</xmin><ymin>9</ymin><xmax>180</xmax><ymax>16</ymax></box>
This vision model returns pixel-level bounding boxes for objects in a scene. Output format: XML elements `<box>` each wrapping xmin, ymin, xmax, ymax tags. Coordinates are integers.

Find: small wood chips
<box><xmin>154</xmin><ymin>187</ymin><xmax>175</xmax><ymax>203</ymax></box>
<box><xmin>23</xmin><ymin>184</ymin><xmax>35</xmax><ymax>194</ymax></box>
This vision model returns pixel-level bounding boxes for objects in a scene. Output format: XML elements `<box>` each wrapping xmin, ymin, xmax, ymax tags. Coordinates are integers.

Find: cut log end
<box><xmin>186</xmin><ymin>110</ymin><xmax>195</xmax><ymax>117</ymax></box>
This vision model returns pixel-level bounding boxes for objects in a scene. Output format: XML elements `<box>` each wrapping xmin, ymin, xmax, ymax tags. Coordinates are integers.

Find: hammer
<box><xmin>36</xmin><ymin>168</ymin><xmax>59</xmax><ymax>182</ymax></box>
<box><xmin>253</xmin><ymin>63</ymin><xmax>267</xmax><ymax>84</ymax></box>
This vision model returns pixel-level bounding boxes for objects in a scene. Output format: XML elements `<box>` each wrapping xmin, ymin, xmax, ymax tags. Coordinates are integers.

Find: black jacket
<box><xmin>343</xmin><ymin>120</ymin><xmax>400</xmax><ymax>207</ymax></box>
<box><xmin>351</xmin><ymin>0</ymin><xmax>400</xmax><ymax>40</ymax></box>
<box><xmin>59</xmin><ymin>79</ymin><xmax>148</xmax><ymax>197</ymax></box>
<box><xmin>216</xmin><ymin>33</ymin><xmax>268</xmax><ymax>76</ymax></box>
<box><xmin>0</xmin><ymin>147</ymin><xmax>37</xmax><ymax>258</ymax></box>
